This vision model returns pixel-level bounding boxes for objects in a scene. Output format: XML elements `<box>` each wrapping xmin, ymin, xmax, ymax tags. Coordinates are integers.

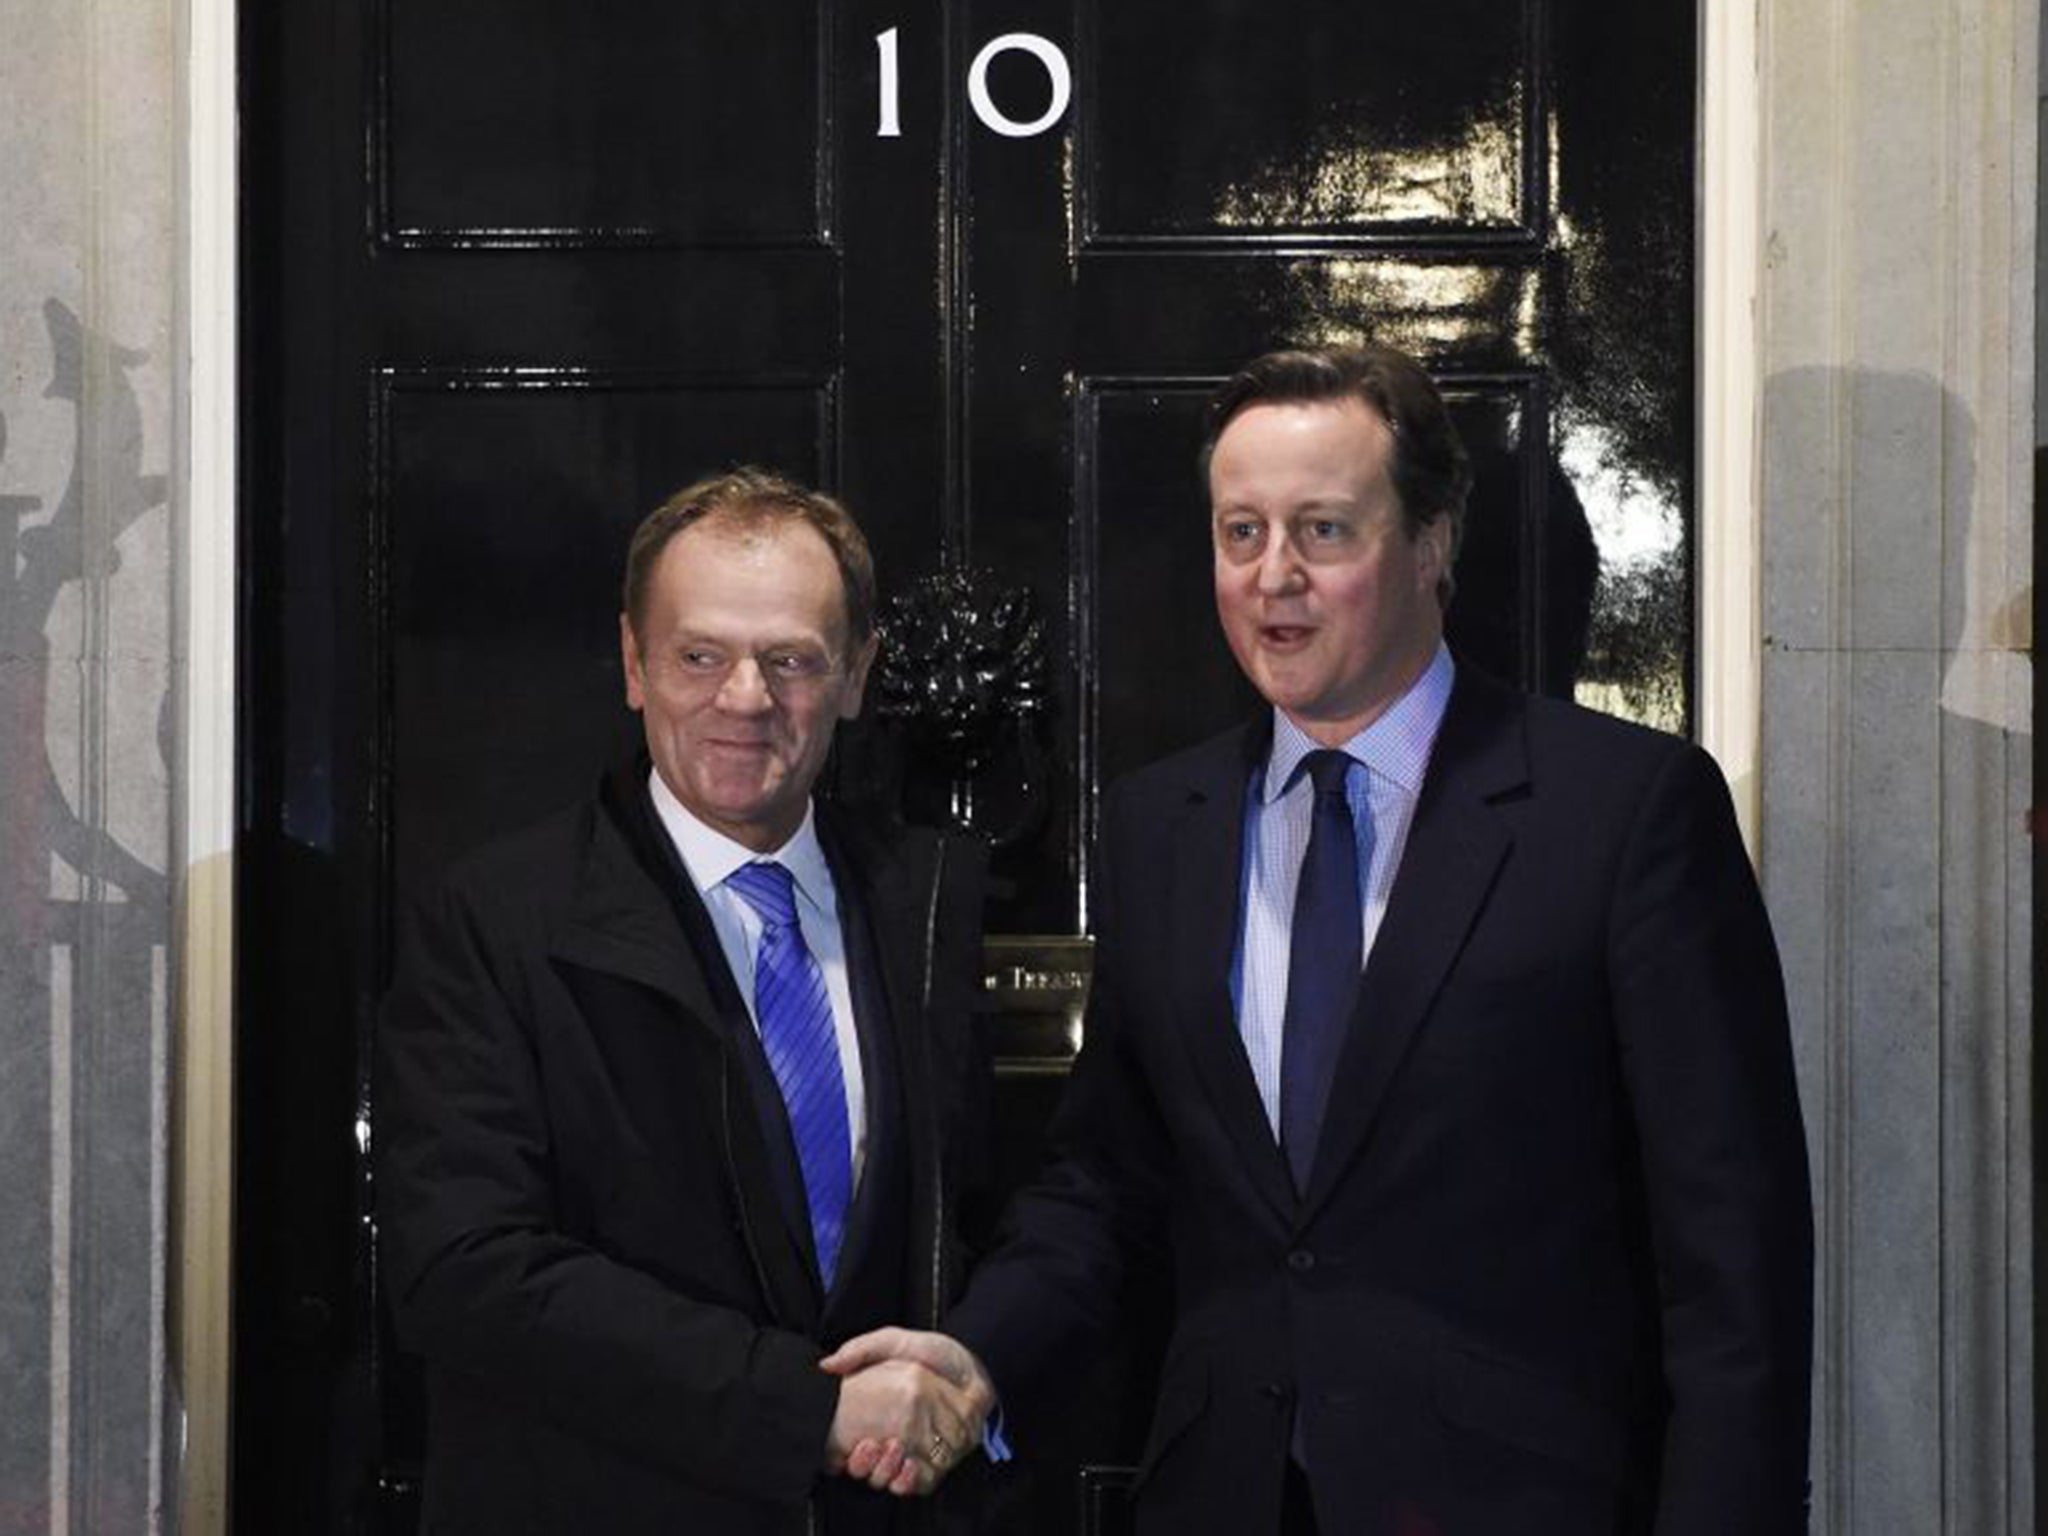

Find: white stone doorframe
<box><xmin>167</xmin><ymin>2</ymin><xmax>2037</xmax><ymax>1532</ymax></box>
<box><xmin>1700</xmin><ymin>0</ymin><xmax>1763</xmax><ymax>839</ymax></box>
<box><xmin>176</xmin><ymin>0</ymin><xmax>236</xmax><ymax>1527</ymax></box>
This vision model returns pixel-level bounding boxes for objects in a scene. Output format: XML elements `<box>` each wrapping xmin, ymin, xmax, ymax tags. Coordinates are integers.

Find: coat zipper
<box><xmin>723</xmin><ymin>1048</ymin><xmax>824</xmax><ymax>1536</ymax></box>
<box><xmin>910</xmin><ymin>838</ymin><xmax>951</xmax><ymax>1536</ymax></box>
<box><xmin>919</xmin><ymin>836</ymin><xmax>949</xmax><ymax>1328</ymax></box>
<box><xmin>718</xmin><ymin>1046</ymin><xmax>780</xmax><ymax>1322</ymax></box>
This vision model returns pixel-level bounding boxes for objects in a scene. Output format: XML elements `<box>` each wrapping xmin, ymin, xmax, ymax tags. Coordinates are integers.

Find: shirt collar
<box><xmin>646</xmin><ymin>768</ymin><xmax>833</xmax><ymax>916</ymax></box>
<box><xmin>1261</xmin><ymin>643</ymin><xmax>1456</xmax><ymax>804</ymax></box>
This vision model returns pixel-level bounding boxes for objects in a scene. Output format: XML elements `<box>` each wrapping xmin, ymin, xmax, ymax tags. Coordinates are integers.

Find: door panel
<box><xmin>1084</xmin><ymin>383</ymin><xmax>1260</xmax><ymax>790</ymax></box>
<box><xmin>238</xmin><ymin>1</ymin><xmax>1696</xmax><ymax>1530</ymax></box>
<box><xmin>1082</xmin><ymin>0</ymin><xmax>1539</xmax><ymax>241</ymax></box>
<box><xmin>377</xmin><ymin>373</ymin><xmax>834</xmax><ymax>896</ymax></box>
<box><xmin>375</xmin><ymin>0</ymin><xmax>832</xmax><ymax>246</ymax></box>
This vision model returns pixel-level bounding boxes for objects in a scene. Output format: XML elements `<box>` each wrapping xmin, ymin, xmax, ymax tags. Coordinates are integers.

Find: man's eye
<box><xmin>1306</xmin><ymin>519</ymin><xmax>1347</xmax><ymax>541</ymax></box>
<box><xmin>680</xmin><ymin>649</ymin><xmax>723</xmax><ymax>671</ymax></box>
<box><xmin>1222</xmin><ymin>521</ymin><xmax>1262</xmax><ymax>544</ymax></box>
<box><xmin>766</xmin><ymin>651</ymin><xmax>824</xmax><ymax>676</ymax></box>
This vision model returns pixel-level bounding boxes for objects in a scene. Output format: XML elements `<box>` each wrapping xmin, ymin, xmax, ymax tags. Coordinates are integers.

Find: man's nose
<box><xmin>1255</xmin><ymin>534</ymin><xmax>1304</xmax><ymax>595</ymax></box>
<box><xmin>715</xmin><ymin>657</ymin><xmax>775</xmax><ymax>713</ymax></box>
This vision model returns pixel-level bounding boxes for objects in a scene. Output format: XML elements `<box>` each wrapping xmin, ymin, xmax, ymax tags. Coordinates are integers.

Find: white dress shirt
<box><xmin>646</xmin><ymin>770</ymin><xmax>867</xmax><ymax>1187</ymax></box>
<box><xmin>1231</xmin><ymin>644</ymin><xmax>1455</xmax><ymax>1138</ymax></box>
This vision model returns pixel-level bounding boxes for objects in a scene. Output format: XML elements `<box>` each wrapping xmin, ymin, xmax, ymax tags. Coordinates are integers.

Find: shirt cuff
<box><xmin>982</xmin><ymin>1404</ymin><xmax>1013</xmax><ymax>1463</ymax></box>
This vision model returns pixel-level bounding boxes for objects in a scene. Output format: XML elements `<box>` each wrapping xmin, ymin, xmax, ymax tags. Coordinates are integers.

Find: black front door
<box><xmin>237</xmin><ymin>2</ymin><xmax>1696</xmax><ymax>1530</ymax></box>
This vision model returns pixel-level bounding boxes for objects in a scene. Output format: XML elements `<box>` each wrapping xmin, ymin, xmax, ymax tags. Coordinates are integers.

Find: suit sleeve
<box><xmin>945</xmin><ymin>781</ymin><xmax>1176</xmax><ymax>1437</ymax></box>
<box><xmin>1607</xmin><ymin>744</ymin><xmax>1814</xmax><ymax>1535</ymax></box>
<box><xmin>374</xmin><ymin>875</ymin><xmax>839</xmax><ymax>1500</ymax></box>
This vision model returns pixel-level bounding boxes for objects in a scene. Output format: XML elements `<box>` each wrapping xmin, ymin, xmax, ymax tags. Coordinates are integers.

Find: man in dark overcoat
<box><xmin>378</xmin><ymin>468</ymin><xmax>993</xmax><ymax>1534</ymax></box>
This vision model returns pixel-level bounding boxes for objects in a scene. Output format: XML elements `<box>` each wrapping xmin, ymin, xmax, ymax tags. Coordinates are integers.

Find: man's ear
<box><xmin>839</xmin><ymin>632</ymin><xmax>881</xmax><ymax>721</ymax></box>
<box><xmin>1417</xmin><ymin>514</ymin><xmax>1452</xmax><ymax>595</ymax></box>
<box><xmin>620</xmin><ymin>613</ymin><xmax>646</xmax><ymax>711</ymax></box>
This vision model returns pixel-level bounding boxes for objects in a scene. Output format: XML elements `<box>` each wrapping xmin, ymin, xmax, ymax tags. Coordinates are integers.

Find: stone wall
<box><xmin>0</xmin><ymin>1</ymin><xmax>178</xmax><ymax>1531</ymax></box>
<box><xmin>1761</xmin><ymin>0</ymin><xmax>2037</xmax><ymax>1529</ymax></box>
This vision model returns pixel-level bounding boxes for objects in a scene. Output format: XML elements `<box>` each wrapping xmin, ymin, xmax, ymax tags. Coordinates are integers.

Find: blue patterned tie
<box><xmin>725</xmin><ymin>861</ymin><xmax>851</xmax><ymax>1287</ymax></box>
<box><xmin>1278</xmin><ymin>750</ymin><xmax>1369</xmax><ymax>1193</ymax></box>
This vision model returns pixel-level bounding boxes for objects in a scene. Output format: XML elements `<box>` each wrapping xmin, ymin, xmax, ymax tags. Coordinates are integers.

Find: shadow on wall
<box><xmin>1</xmin><ymin>297</ymin><xmax>171</xmax><ymax>919</ymax></box>
<box><xmin>1758</xmin><ymin>365</ymin><xmax>2028</xmax><ymax>732</ymax></box>
<box><xmin>1757</xmin><ymin>363</ymin><xmax>2031</xmax><ymax>1536</ymax></box>
<box><xmin>0</xmin><ymin>296</ymin><xmax>170</xmax><ymax>1532</ymax></box>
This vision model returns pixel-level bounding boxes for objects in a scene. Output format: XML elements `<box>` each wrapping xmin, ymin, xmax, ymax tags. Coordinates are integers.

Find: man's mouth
<box><xmin>1259</xmin><ymin>624</ymin><xmax>1315</xmax><ymax>647</ymax></box>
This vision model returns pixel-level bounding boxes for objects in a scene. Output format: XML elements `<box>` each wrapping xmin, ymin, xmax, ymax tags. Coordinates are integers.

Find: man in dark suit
<box><xmin>828</xmin><ymin>346</ymin><xmax>1814</xmax><ymax>1534</ymax></box>
<box><xmin>377</xmin><ymin>468</ymin><xmax>995</xmax><ymax>1534</ymax></box>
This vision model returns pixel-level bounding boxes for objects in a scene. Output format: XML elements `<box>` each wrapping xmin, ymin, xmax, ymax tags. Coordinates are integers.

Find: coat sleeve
<box><xmin>931</xmin><ymin>832</ymin><xmax>1004</xmax><ymax>1263</ymax></box>
<box><xmin>1606</xmin><ymin>744</ymin><xmax>1814</xmax><ymax>1535</ymax></box>
<box><xmin>944</xmin><ymin>781</ymin><xmax>1176</xmax><ymax>1437</ymax></box>
<box><xmin>373</xmin><ymin>873</ymin><xmax>840</xmax><ymax>1501</ymax></box>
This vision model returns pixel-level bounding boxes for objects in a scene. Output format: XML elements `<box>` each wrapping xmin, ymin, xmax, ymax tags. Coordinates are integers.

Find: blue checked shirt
<box><xmin>1232</xmin><ymin>645</ymin><xmax>1455</xmax><ymax>1138</ymax></box>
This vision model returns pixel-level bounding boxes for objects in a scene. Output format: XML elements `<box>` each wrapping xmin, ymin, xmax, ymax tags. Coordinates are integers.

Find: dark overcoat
<box><xmin>377</xmin><ymin>758</ymin><xmax>989</xmax><ymax>1535</ymax></box>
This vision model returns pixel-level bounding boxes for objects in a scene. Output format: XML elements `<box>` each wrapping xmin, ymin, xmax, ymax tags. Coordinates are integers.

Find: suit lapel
<box><xmin>1167</xmin><ymin>724</ymin><xmax>1297</xmax><ymax>1227</ymax></box>
<box><xmin>1298</xmin><ymin>673</ymin><xmax>1528</xmax><ymax>1225</ymax></box>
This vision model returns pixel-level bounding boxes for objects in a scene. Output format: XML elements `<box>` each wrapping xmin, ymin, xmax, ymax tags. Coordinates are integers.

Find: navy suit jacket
<box><xmin>949</xmin><ymin>668</ymin><xmax>1812</xmax><ymax>1536</ymax></box>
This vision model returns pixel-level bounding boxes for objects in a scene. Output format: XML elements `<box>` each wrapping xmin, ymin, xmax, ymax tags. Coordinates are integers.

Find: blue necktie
<box><xmin>725</xmin><ymin>861</ymin><xmax>851</xmax><ymax>1287</ymax></box>
<box><xmin>1278</xmin><ymin>750</ymin><xmax>1369</xmax><ymax>1193</ymax></box>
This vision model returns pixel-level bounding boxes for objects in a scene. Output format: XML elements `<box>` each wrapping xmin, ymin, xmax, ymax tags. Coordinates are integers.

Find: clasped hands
<box><xmin>821</xmin><ymin>1328</ymin><xmax>995</xmax><ymax>1497</ymax></box>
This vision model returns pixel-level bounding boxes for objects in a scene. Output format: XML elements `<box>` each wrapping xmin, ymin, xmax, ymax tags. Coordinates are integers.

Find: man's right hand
<box><xmin>821</xmin><ymin>1329</ymin><xmax>998</xmax><ymax>1495</ymax></box>
<box><xmin>825</xmin><ymin>1354</ymin><xmax>984</xmax><ymax>1496</ymax></box>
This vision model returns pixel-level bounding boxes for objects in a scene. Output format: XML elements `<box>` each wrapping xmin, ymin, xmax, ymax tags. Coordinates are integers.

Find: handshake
<box><xmin>820</xmin><ymin>1328</ymin><xmax>998</xmax><ymax>1497</ymax></box>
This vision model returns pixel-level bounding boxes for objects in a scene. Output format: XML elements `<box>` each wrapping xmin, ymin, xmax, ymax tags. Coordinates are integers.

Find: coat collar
<box><xmin>816</xmin><ymin>810</ymin><xmax>937</xmax><ymax>1064</ymax></box>
<box><xmin>548</xmin><ymin>757</ymin><xmax>827</xmax><ymax>1324</ymax></box>
<box><xmin>546</xmin><ymin>755</ymin><xmax>947</xmax><ymax>1329</ymax></box>
<box><xmin>546</xmin><ymin>757</ymin><xmax>729</xmax><ymax>1037</ymax></box>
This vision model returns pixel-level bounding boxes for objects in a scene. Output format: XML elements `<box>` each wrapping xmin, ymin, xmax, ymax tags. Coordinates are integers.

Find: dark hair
<box><xmin>621</xmin><ymin>467</ymin><xmax>877</xmax><ymax>648</ymax></box>
<box><xmin>1201</xmin><ymin>344</ymin><xmax>1472</xmax><ymax>599</ymax></box>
